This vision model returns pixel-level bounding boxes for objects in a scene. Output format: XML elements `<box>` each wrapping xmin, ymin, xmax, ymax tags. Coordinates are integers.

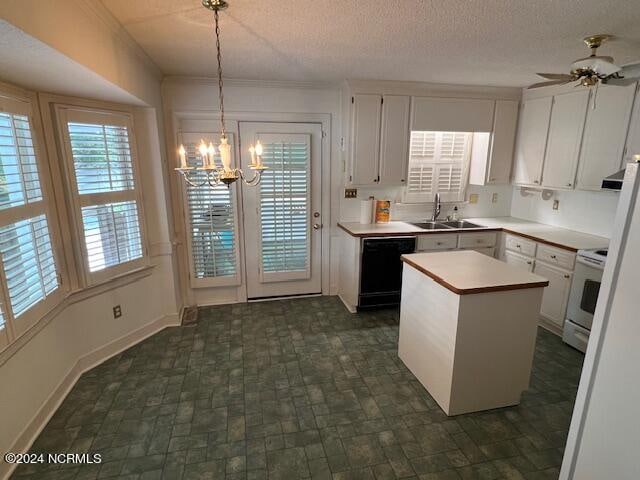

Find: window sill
<box><xmin>0</xmin><ymin>264</ymin><xmax>155</xmax><ymax>367</ymax></box>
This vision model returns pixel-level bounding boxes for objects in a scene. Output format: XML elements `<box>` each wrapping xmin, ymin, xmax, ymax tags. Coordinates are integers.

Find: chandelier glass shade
<box><xmin>175</xmin><ymin>0</ymin><xmax>266</xmax><ymax>188</ymax></box>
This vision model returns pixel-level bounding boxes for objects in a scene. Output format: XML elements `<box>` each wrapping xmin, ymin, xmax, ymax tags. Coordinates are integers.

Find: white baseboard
<box><xmin>0</xmin><ymin>313</ymin><xmax>180</xmax><ymax>480</ymax></box>
<box><xmin>338</xmin><ymin>293</ymin><xmax>357</xmax><ymax>313</ymax></box>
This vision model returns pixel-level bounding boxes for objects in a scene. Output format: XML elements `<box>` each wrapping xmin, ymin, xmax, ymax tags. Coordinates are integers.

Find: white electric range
<box><xmin>563</xmin><ymin>248</ymin><xmax>607</xmax><ymax>352</ymax></box>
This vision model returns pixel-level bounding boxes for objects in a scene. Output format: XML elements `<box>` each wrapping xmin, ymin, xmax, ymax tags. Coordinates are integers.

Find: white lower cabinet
<box><xmin>503</xmin><ymin>232</ymin><xmax>575</xmax><ymax>332</ymax></box>
<box><xmin>532</xmin><ymin>262</ymin><xmax>573</xmax><ymax>328</ymax></box>
<box><xmin>504</xmin><ymin>250</ymin><xmax>534</xmax><ymax>272</ymax></box>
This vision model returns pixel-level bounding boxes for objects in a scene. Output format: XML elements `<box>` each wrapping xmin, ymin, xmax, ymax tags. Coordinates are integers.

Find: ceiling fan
<box><xmin>528</xmin><ymin>34</ymin><xmax>625</xmax><ymax>89</ymax></box>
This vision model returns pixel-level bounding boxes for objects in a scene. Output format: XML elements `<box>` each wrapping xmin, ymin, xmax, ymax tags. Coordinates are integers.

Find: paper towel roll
<box><xmin>359</xmin><ymin>199</ymin><xmax>373</xmax><ymax>224</ymax></box>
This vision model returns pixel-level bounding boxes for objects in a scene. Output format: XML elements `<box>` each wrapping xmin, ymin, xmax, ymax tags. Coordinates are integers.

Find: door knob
<box><xmin>313</xmin><ymin>223</ymin><xmax>322</xmax><ymax>230</ymax></box>
<box><xmin>313</xmin><ymin>212</ymin><xmax>321</xmax><ymax>218</ymax></box>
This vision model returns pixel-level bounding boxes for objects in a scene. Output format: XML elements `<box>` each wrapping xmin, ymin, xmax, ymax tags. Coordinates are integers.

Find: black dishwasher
<box><xmin>359</xmin><ymin>237</ymin><xmax>416</xmax><ymax>309</ymax></box>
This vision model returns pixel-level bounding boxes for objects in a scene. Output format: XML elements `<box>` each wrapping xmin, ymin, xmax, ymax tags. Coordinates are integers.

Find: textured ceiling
<box><xmin>101</xmin><ymin>0</ymin><xmax>640</xmax><ymax>87</ymax></box>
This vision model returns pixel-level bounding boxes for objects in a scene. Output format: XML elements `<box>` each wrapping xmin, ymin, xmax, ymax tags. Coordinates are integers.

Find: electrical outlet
<box><xmin>469</xmin><ymin>193</ymin><xmax>479</xmax><ymax>204</ymax></box>
<box><xmin>492</xmin><ymin>193</ymin><xmax>499</xmax><ymax>204</ymax></box>
<box><xmin>553</xmin><ymin>200</ymin><xmax>560</xmax><ymax>211</ymax></box>
<box><xmin>344</xmin><ymin>188</ymin><xmax>357</xmax><ymax>199</ymax></box>
<box><xmin>113</xmin><ymin>305</ymin><xmax>122</xmax><ymax>319</ymax></box>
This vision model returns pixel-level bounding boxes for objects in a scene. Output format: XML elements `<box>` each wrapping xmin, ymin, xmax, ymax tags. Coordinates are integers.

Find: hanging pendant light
<box><xmin>175</xmin><ymin>0</ymin><xmax>267</xmax><ymax>188</ymax></box>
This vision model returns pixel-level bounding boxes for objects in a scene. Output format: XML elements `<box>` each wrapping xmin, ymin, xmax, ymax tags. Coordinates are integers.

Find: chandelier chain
<box><xmin>214</xmin><ymin>9</ymin><xmax>226</xmax><ymax>137</ymax></box>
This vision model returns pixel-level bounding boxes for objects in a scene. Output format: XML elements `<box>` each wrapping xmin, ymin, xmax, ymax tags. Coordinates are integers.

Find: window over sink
<box><xmin>404</xmin><ymin>131</ymin><xmax>474</xmax><ymax>203</ymax></box>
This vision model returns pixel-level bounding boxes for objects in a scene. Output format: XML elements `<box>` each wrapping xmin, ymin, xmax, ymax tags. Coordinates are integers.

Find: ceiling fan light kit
<box><xmin>528</xmin><ymin>34</ymin><xmax>627</xmax><ymax>91</ymax></box>
<box><xmin>175</xmin><ymin>0</ymin><xmax>268</xmax><ymax>188</ymax></box>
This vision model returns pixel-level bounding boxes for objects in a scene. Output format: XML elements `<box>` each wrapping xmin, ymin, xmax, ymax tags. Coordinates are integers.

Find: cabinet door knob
<box><xmin>516</xmin><ymin>244</ymin><xmax>521</xmax><ymax>248</ymax></box>
<box><xmin>527</xmin><ymin>261</ymin><xmax>532</xmax><ymax>265</ymax></box>
<box><xmin>533</xmin><ymin>180</ymin><xmax>539</xmax><ymax>184</ymax></box>
<box><xmin>564</xmin><ymin>274</ymin><xmax>570</xmax><ymax>279</ymax></box>
<box><xmin>550</xmin><ymin>255</ymin><xmax>557</xmax><ymax>259</ymax></box>
<box><xmin>566</xmin><ymin>183</ymin><xmax>572</xmax><ymax>187</ymax></box>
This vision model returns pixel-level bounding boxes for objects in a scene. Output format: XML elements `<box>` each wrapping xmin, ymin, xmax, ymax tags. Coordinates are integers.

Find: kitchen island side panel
<box><xmin>448</xmin><ymin>288</ymin><xmax>543</xmax><ymax>415</ymax></box>
<box><xmin>398</xmin><ymin>264</ymin><xmax>460</xmax><ymax>413</ymax></box>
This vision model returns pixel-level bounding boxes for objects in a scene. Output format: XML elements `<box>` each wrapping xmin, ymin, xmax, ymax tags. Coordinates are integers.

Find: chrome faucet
<box><xmin>431</xmin><ymin>193</ymin><xmax>441</xmax><ymax>221</ymax></box>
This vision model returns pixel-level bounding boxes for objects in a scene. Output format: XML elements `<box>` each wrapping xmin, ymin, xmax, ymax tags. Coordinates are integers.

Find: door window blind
<box><xmin>259</xmin><ymin>139</ymin><xmax>310</xmax><ymax>276</ymax></box>
<box><xmin>0</xmin><ymin>97</ymin><xmax>60</xmax><ymax>346</ymax></box>
<box><xmin>61</xmin><ymin>109</ymin><xmax>145</xmax><ymax>283</ymax></box>
<box><xmin>181</xmin><ymin>136</ymin><xmax>238</xmax><ymax>284</ymax></box>
<box><xmin>405</xmin><ymin>131</ymin><xmax>472</xmax><ymax>203</ymax></box>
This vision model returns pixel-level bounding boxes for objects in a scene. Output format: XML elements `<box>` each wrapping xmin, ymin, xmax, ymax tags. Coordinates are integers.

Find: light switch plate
<box><xmin>492</xmin><ymin>193</ymin><xmax>499</xmax><ymax>203</ymax></box>
<box><xmin>344</xmin><ymin>188</ymin><xmax>357</xmax><ymax>199</ymax></box>
<box><xmin>113</xmin><ymin>305</ymin><xmax>122</xmax><ymax>319</ymax></box>
<box><xmin>469</xmin><ymin>193</ymin><xmax>479</xmax><ymax>204</ymax></box>
<box><xmin>553</xmin><ymin>200</ymin><xmax>560</xmax><ymax>210</ymax></box>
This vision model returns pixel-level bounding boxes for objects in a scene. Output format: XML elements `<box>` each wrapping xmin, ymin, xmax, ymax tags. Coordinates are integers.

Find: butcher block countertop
<box><xmin>338</xmin><ymin>216</ymin><xmax>609</xmax><ymax>252</ymax></box>
<box><xmin>401</xmin><ymin>250</ymin><xmax>549</xmax><ymax>295</ymax></box>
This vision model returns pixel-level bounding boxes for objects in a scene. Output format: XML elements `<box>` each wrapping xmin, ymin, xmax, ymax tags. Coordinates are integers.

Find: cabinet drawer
<box><xmin>536</xmin><ymin>244</ymin><xmax>576</xmax><ymax>270</ymax></box>
<box><xmin>504</xmin><ymin>234</ymin><xmax>537</xmax><ymax>257</ymax></box>
<box><xmin>458</xmin><ymin>232</ymin><xmax>497</xmax><ymax>249</ymax></box>
<box><xmin>417</xmin><ymin>234</ymin><xmax>458</xmax><ymax>251</ymax></box>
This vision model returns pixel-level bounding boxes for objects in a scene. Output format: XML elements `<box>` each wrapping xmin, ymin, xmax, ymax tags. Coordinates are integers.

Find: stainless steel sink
<box><xmin>410</xmin><ymin>222</ymin><xmax>452</xmax><ymax>230</ymax></box>
<box><xmin>439</xmin><ymin>220</ymin><xmax>483</xmax><ymax>229</ymax></box>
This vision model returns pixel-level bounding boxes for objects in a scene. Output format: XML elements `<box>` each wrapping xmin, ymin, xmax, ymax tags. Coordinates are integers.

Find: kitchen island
<box><xmin>399</xmin><ymin>250</ymin><xmax>548</xmax><ymax>416</ymax></box>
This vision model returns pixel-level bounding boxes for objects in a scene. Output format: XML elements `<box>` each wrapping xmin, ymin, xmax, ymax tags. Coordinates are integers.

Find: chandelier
<box><xmin>175</xmin><ymin>0</ymin><xmax>267</xmax><ymax>187</ymax></box>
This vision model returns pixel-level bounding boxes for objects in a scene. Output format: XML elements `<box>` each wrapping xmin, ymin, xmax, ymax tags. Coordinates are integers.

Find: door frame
<box><xmin>168</xmin><ymin>110</ymin><xmax>332</xmax><ymax>306</ymax></box>
<box><xmin>238</xmin><ymin>122</ymin><xmax>323</xmax><ymax>299</ymax></box>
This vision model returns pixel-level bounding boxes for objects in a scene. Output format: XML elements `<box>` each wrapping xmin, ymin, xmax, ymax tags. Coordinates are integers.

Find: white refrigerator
<box><xmin>560</xmin><ymin>159</ymin><xmax>640</xmax><ymax>479</ymax></box>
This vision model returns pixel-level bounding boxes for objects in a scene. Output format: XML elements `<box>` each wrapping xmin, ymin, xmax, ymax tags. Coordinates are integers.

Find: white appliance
<box><xmin>564</xmin><ymin>248</ymin><xmax>607</xmax><ymax>352</ymax></box>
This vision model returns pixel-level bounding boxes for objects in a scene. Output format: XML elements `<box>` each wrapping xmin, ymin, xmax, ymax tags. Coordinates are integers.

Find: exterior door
<box><xmin>239</xmin><ymin>122</ymin><xmax>322</xmax><ymax>299</ymax></box>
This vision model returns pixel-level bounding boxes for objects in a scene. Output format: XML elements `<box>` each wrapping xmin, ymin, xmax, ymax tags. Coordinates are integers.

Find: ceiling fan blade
<box><xmin>536</xmin><ymin>73</ymin><xmax>574</xmax><ymax>80</ymax></box>
<box><xmin>527</xmin><ymin>79</ymin><xmax>573</xmax><ymax>89</ymax></box>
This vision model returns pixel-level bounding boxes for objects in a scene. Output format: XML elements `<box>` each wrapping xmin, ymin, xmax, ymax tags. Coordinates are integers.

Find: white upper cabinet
<box><xmin>623</xmin><ymin>83</ymin><xmax>640</xmax><ymax>163</ymax></box>
<box><xmin>469</xmin><ymin>100</ymin><xmax>519</xmax><ymax>185</ymax></box>
<box><xmin>513</xmin><ymin>96</ymin><xmax>552</xmax><ymax>186</ymax></box>
<box><xmin>379</xmin><ymin>95</ymin><xmax>411</xmax><ymax>186</ymax></box>
<box><xmin>350</xmin><ymin>94</ymin><xmax>382</xmax><ymax>185</ymax></box>
<box><xmin>349</xmin><ymin>93</ymin><xmax>410</xmax><ymax>186</ymax></box>
<box><xmin>576</xmin><ymin>83</ymin><xmax>637</xmax><ymax>190</ymax></box>
<box><xmin>542</xmin><ymin>90</ymin><xmax>590</xmax><ymax>190</ymax></box>
<box><xmin>488</xmin><ymin>100</ymin><xmax>519</xmax><ymax>184</ymax></box>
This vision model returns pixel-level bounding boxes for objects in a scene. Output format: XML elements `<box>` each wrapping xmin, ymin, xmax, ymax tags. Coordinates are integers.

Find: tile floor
<box><xmin>12</xmin><ymin>296</ymin><xmax>584</xmax><ymax>480</ymax></box>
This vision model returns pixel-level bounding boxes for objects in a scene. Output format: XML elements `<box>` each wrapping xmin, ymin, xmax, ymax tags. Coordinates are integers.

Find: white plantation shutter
<box><xmin>179</xmin><ymin>133</ymin><xmax>239</xmax><ymax>287</ymax></box>
<box><xmin>405</xmin><ymin>131</ymin><xmax>472</xmax><ymax>203</ymax></box>
<box><xmin>0</xmin><ymin>215</ymin><xmax>57</xmax><ymax>316</ymax></box>
<box><xmin>67</xmin><ymin>122</ymin><xmax>135</xmax><ymax>194</ymax></box>
<box><xmin>0</xmin><ymin>112</ymin><xmax>42</xmax><ymax>209</ymax></box>
<box><xmin>258</xmin><ymin>135</ymin><xmax>311</xmax><ymax>281</ymax></box>
<box><xmin>58</xmin><ymin>107</ymin><xmax>145</xmax><ymax>284</ymax></box>
<box><xmin>0</xmin><ymin>93</ymin><xmax>61</xmax><ymax>347</ymax></box>
<box><xmin>81</xmin><ymin>201</ymin><xmax>142</xmax><ymax>272</ymax></box>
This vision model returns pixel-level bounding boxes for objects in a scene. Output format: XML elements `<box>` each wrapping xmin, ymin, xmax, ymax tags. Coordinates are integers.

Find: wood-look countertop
<box><xmin>338</xmin><ymin>216</ymin><xmax>609</xmax><ymax>252</ymax></box>
<box><xmin>401</xmin><ymin>250</ymin><xmax>550</xmax><ymax>295</ymax></box>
